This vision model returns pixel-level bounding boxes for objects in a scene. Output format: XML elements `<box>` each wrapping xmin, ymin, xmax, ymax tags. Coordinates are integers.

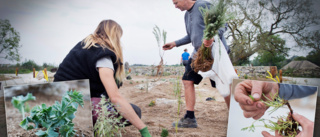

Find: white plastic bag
<box><xmin>198</xmin><ymin>36</ymin><xmax>238</xmax><ymax>97</ymax></box>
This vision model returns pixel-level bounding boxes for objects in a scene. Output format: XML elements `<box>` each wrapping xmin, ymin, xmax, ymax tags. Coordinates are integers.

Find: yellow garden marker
<box><xmin>42</xmin><ymin>70</ymin><xmax>48</xmax><ymax>82</ymax></box>
<box><xmin>35</xmin><ymin>71</ymin><xmax>39</xmax><ymax>78</ymax></box>
<box><xmin>266</xmin><ymin>70</ymin><xmax>279</xmax><ymax>83</ymax></box>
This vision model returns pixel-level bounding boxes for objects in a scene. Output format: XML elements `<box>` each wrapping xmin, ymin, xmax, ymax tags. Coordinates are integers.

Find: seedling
<box><xmin>11</xmin><ymin>93</ymin><xmax>36</xmax><ymax>119</ymax></box>
<box><xmin>153</xmin><ymin>25</ymin><xmax>167</xmax><ymax>77</ymax></box>
<box><xmin>173</xmin><ymin>74</ymin><xmax>182</xmax><ymax>133</ymax></box>
<box><xmin>93</xmin><ymin>96</ymin><xmax>127</xmax><ymax>137</ymax></box>
<box><xmin>20</xmin><ymin>90</ymin><xmax>84</xmax><ymax>137</ymax></box>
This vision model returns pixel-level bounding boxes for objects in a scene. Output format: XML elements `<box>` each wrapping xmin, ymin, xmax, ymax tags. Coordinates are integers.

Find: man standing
<box><xmin>181</xmin><ymin>48</ymin><xmax>190</xmax><ymax>66</ymax></box>
<box><xmin>163</xmin><ymin>0</ymin><xmax>230</xmax><ymax>128</ymax></box>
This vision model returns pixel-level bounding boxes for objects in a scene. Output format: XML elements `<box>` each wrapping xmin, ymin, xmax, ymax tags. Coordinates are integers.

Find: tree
<box><xmin>21</xmin><ymin>59</ymin><xmax>40</xmax><ymax>70</ymax></box>
<box><xmin>252</xmin><ymin>50</ymin><xmax>287</xmax><ymax>68</ymax></box>
<box><xmin>252</xmin><ymin>35</ymin><xmax>288</xmax><ymax>68</ymax></box>
<box><xmin>306</xmin><ymin>50</ymin><xmax>320</xmax><ymax>66</ymax></box>
<box><xmin>0</xmin><ymin>19</ymin><xmax>21</xmax><ymax>61</ymax></box>
<box><xmin>227</xmin><ymin>0</ymin><xmax>320</xmax><ymax>65</ymax></box>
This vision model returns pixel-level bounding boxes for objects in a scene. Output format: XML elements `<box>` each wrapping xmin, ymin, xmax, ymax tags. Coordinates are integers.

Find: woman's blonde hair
<box><xmin>83</xmin><ymin>19</ymin><xmax>125</xmax><ymax>82</ymax></box>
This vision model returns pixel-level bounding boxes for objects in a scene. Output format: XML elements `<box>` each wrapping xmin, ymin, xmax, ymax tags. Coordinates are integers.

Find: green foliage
<box><xmin>21</xmin><ymin>59</ymin><xmax>41</xmax><ymax>70</ymax></box>
<box><xmin>0</xmin><ymin>19</ymin><xmax>21</xmax><ymax>61</ymax></box>
<box><xmin>200</xmin><ymin>0</ymin><xmax>228</xmax><ymax>40</ymax></box>
<box><xmin>93</xmin><ymin>96</ymin><xmax>127</xmax><ymax>137</ymax></box>
<box><xmin>161</xmin><ymin>128</ymin><xmax>169</xmax><ymax>137</ymax></box>
<box><xmin>148</xmin><ymin>100</ymin><xmax>155</xmax><ymax>107</ymax></box>
<box><xmin>252</xmin><ymin>35</ymin><xmax>288</xmax><ymax>68</ymax></box>
<box><xmin>306</xmin><ymin>50</ymin><xmax>320</xmax><ymax>66</ymax></box>
<box><xmin>293</xmin><ymin>56</ymin><xmax>306</xmax><ymax>61</ymax></box>
<box><xmin>228</xmin><ymin>0</ymin><xmax>319</xmax><ymax>65</ymax></box>
<box><xmin>11</xmin><ymin>93</ymin><xmax>36</xmax><ymax>119</ymax></box>
<box><xmin>20</xmin><ymin>90</ymin><xmax>84</xmax><ymax>137</ymax></box>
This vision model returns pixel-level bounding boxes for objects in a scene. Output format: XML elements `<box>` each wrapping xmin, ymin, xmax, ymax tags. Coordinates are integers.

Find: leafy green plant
<box><xmin>11</xmin><ymin>93</ymin><xmax>36</xmax><ymax>119</ymax></box>
<box><xmin>20</xmin><ymin>90</ymin><xmax>84</xmax><ymax>137</ymax></box>
<box><xmin>93</xmin><ymin>96</ymin><xmax>127</xmax><ymax>137</ymax></box>
<box><xmin>160</xmin><ymin>128</ymin><xmax>169</xmax><ymax>137</ymax></box>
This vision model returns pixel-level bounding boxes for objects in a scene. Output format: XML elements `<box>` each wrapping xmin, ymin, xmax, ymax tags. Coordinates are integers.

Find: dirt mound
<box><xmin>282</xmin><ymin>60</ymin><xmax>319</xmax><ymax>70</ymax></box>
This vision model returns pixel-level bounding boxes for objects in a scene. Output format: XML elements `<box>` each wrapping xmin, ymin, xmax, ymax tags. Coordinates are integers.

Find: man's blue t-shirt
<box><xmin>182</xmin><ymin>52</ymin><xmax>190</xmax><ymax>60</ymax></box>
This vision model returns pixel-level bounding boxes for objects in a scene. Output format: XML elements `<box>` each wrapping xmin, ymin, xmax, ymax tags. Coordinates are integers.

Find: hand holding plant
<box><xmin>191</xmin><ymin>0</ymin><xmax>229</xmax><ymax>72</ymax></box>
<box><xmin>261</xmin><ymin>113</ymin><xmax>314</xmax><ymax>137</ymax></box>
<box><xmin>234</xmin><ymin>80</ymin><xmax>279</xmax><ymax>120</ymax></box>
<box><xmin>238</xmin><ymin>75</ymin><xmax>302</xmax><ymax>137</ymax></box>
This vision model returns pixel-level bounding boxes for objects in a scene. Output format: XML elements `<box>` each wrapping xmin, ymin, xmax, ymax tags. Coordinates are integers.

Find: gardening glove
<box><xmin>139</xmin><ymin>126</ymin><xmax>152</xmax><ymax>137</ymax></box>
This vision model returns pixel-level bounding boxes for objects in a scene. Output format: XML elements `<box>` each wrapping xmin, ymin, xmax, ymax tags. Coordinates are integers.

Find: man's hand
<box><xmin>261</xmin><ymin>113</ymin><xmax>314</xmax><ymax>137</ymax></box>
<box><xmin>234</xmin><ymin>80</ymin><xmax>279</xmax><ymax>120</ymax></box>
<box><xmin>163</xmin><ymin>42</ymin><xmax>176</xmax><ymax>50</ymax></box>
<box><xmin>203</xmin><ymin>38</ymin><xmax>214</xmax><ymax>47</ymax></box>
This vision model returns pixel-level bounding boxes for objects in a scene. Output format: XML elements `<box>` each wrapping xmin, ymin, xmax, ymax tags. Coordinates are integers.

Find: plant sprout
<box><xmin>11</xmin><ymin>93</ymin><xmax>36</xmax><ymax>119</ymax></box>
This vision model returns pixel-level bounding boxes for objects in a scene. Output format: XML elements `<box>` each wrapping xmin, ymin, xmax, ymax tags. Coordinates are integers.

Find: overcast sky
<box><xmin>0</xmin><ymin>0</ymin><xmax>319</xmax><ymax>66</ymax></box>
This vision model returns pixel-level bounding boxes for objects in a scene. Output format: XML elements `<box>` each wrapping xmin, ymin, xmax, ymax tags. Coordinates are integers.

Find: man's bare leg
<box><xmin>183</xmin><ymin>80</ymin><xmax>196</xmax><ymax>111</ymax></box>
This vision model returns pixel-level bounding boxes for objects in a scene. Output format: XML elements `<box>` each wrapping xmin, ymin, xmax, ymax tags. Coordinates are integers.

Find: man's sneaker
<box><xmin>172</xmin><ymin>117</ymin><xmax>197</xmax><ymax>128</ymax></box>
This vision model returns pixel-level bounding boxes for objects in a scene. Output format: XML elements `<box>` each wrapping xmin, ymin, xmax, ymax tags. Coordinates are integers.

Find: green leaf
<box><xmin>11</xmin><ymin>93</ymin><xmax>36</xmax><ymax>119</ymax></box>
<box><xmin>59</xmin><ymin>125</ymin><xmax>75</xmax><ymax>137</ymax></box>
<box><xmin>47</xmin><ymin>128</ymin><xmax>59</xmax><ymax>137</ymax></box>
<box><xmin>35</xmin><ymin>130</ymin><xmax>47</xmax><ymax>137</ymax></box>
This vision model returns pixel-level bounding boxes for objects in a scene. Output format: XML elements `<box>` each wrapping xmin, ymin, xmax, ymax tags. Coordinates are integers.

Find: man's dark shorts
<box><xmin>182</xmin><ymin>60</ymin><xmax>188</xmax><ymax>66</ymax></box>
<box><xmin>182</xmin><ymin>58</ymin><xmax>216</xmax><ymax>87</ymax></box>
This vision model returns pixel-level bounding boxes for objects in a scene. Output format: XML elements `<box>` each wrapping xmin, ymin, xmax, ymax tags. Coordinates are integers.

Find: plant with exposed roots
<box><xmin>153</xmin><ymin>25</ymin><xmax>167</xmax><ymax>77</ymax></box>
<box><xmin>191</xmin><ymin>0</ymin><xmax>228</xmax><ymax>72</ymax></box>
<box><xmin>242</xmin><ymin>71</ymin><xmax>300</xmax><ymax>137</ymax></box>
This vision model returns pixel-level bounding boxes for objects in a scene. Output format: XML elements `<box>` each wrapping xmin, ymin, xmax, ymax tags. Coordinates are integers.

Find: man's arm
<box><xmin>279</xmin><ymin>83</ymin><xmax>317</xmax><ymax>100</ymax></box>
<box><xmin>175</xmin><ymin>35</ymin><xmax>191</xmax><ymax>47</ymax></box>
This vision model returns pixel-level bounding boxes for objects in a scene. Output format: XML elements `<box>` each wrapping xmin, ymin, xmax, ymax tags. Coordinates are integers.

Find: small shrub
<box><xmin>94</xmin><ymin>96</ymin><xmax>127</xmax><ymax>137</ymax></box>
<box><xmin>161</xmin><ymin>128</ymin><xmax>169</xmax><ymax>137</ymax></box>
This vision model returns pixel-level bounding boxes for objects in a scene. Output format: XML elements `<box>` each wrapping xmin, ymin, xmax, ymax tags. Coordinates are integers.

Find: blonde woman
<box><xmin>54</xmin><ymin>20</ymin><xmax>151</xmax><ymax>137</ymax></box>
